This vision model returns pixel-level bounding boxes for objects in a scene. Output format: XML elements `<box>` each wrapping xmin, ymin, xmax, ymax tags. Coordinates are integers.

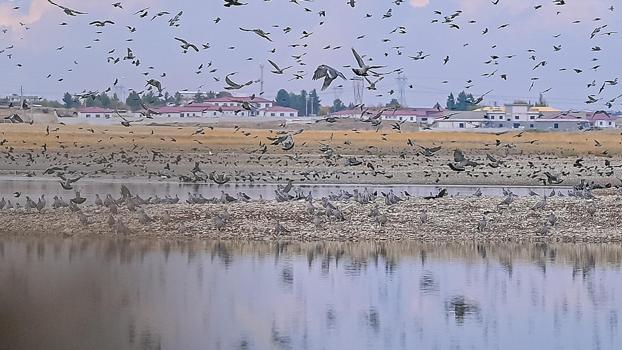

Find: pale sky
<box><xmin>0</xmin><ymin>0</ymin><xmax>620</xmax><ymax>109</ymax></box>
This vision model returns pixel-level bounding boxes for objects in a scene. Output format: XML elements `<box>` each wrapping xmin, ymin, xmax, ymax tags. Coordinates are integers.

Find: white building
<box><xmin>435</xmin><ymin>103</ymin><xmax>591</xmax><ymax>131</ymax></box>
<box><xmin>61</xmin><ymin>96</ymin><xmax>298</xmax><ymax>125</ymax></box>
<box><xmin>60</xmin><ymin>107</ymin><xmax>141</xmax><ymax>125</ymax></box>
<box><xmin>331</xmin><ymin>107</ymin><xmax>443</xmax><ymax>125</ymax></box>
<box><xmin>587</xmin><ymin>111</ymin><xmax>619</xmax><ymax>129</ymax></box>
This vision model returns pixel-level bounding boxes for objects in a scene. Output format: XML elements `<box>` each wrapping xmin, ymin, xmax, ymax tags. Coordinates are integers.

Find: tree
<box><xmin>62</xmin><ymin>92</ymin><xmax>74</xmax><ymax>109</ymax></box>
<box><xmin>386</xmin><ymin>98</ymin><xmax>401</xmax><ymax>108</ymax></box>
<box><xmin>331</xmin><ymin>99</ymin><xmax>346</xmax><ymax>113</ymax></box>
<box><xmin>126</xmin><ymin>91</ymin><xmax>142</xmax><ymax>111</ymax></box>
<box><xmin>174</xmin><ymin>92</ymin><xmax>182</xmax><ymax>105</ymax></box>
<box><xmin>308</xmin><ymin>89</ymin><xmax>321</xmax><ymax>115</ymax></box>
<box><xmin>446</xmin><ymin>93</ymin><xmax>456</xmax><ymax>110</ymax></box>
<box><xmin>276</xmin><ymin>89</ymin><xmax>290</xmax><ymax>107</ymax></box>
<box><xmin>452</xmin><ymin>91</ymin><xmax>477</xmax><ymax>111</ymax></box>
<box><xmin>535</xmin><ymin>93</ymin><xmax>548</xmax><ymax>107</ymax></box>
<box><xmin>216</xmin><ymin>91</ymin><xmax>232</xmax><ymax>98</ymax></box>
<box><xmin>98</xmin><ymin>93</ymin><xmax>111</xmax><ymax>108</ymax></box>
<box><xmin>297</xmin><ymin>90</ymin><xmax>308</xmax><ymax>116</ymax></box>
<box><xmin>111</xmin><ymin>93</ymin><xmax>122</xmax><ymax>108</ymax></box>
<box><xmin>194</xmin><ymin>92</ymin><xmax>205</xmax><ymax>103</ymax></box>
<box><xmin>205</xmin><ymin>91</ymin><xmax>216</xmax><ymax>99</ymax></box>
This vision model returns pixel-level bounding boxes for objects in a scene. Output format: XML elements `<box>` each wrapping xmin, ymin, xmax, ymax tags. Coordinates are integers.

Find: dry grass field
<box><xmin>1</xmin><ymin>122</ymin><xmax>620</xmax><ymax>156</ymax></box>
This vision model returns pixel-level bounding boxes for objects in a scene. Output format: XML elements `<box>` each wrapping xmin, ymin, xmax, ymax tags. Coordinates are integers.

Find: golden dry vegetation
<box><xmin>1</xmin><ymin>122</ymin><xmax>620</xmax><ymax>156</ymax></box>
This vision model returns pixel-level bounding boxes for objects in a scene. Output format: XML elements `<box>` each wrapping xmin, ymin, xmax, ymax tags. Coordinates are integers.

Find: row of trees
<box><xmin>60</xmin><ymin>90</ymin><xmax>235</xmax><ymax>111</ymax></box>
<box><xmin>330</xmin><ymin>97</ymin><xmax>402</xmax><ymax>113</ymax></box>
<box><xmin>447</xmin><ymin>91</ymin><xmax>549</xmax><ymax>111</ymax></box>
<box><xmin>446</xmin><ymin>91</ymin><xmax>480</xmax><ymax>111</ymax></box>
<box><xmin>276</xmin><ymin>89</ymin><xmax>321</xmax><ymax>116</ymax></box>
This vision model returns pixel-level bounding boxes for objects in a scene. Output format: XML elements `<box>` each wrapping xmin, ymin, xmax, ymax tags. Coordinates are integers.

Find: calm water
<box><xmin>0</xmin><ymin>177</ymin><xmax>569</xmax><ymax>202</ymax></box>
<box><xmin>1</xmin><ymin>239</ymin><xmax>621</xmax><ymax>350</ymax></box>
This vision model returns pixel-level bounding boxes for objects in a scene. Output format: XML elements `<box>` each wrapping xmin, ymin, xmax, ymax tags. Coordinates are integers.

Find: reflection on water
<box><xmin>1</xmin><ymin>239</ymin><xmax>621</xmax><ymax>350</ymax></box>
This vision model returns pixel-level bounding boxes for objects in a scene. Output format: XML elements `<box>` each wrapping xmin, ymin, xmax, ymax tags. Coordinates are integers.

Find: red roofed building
<box><xmin>332</xmin><ymin>107</ymin><xmax>443</xmax><ymax>125</ymax></box>
<box><xmin>587</xmin><ymin>111</ymin><xmax>618</xmax><ymax>128</ymax></box>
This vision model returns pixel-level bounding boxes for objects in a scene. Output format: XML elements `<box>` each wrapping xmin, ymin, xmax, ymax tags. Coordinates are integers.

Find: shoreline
<box><xmin>2</xmin><ymin>191</ymin><xmax>622</xmax><ymax>243</ymax></box>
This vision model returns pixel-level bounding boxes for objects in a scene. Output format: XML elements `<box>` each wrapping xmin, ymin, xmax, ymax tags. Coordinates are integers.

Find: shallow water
<box><xmin>0</xmin><ymin>177</ymin><xmax>570</xmax><ymax>203</ymax></box>
<box><xmin>1</xmin><ymin>239</ymin><xmax>621</xmax><ymax>350</ymax></box>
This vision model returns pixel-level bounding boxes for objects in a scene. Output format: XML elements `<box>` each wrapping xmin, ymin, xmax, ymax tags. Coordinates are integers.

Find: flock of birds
<box><xmin>0</xmin><ymin>1</ymin><xmax>621</xmax><ymax>236</ymax></box>
<box><xmin>0</xmin><ymin>0</ymin><xmax>620</xmax><ymax>117</ymax></box>
<box><xmin>0</xmin><ymin>177</ymin><xmax>612</xmax><ymax>237</ymax></box>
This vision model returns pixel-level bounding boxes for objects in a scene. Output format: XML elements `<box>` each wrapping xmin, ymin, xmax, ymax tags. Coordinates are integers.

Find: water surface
<box><xmin>0</xmin><ymin>177</ymin><xmax>570</xmax><ymax>203</ymax></box>
<box><xmin>1</xmin><ymin>239</ymin><xmax>621</xmax><ymax>350</ymax></box>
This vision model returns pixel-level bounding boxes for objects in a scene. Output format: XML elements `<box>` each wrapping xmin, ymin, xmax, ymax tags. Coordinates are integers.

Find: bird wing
<box><xmin>312</xmin><ymin>66</ymin><xmax>327</xmax><ymax>80</ymax></box>
<box><xmin>268</xmin><ymin>60</ymin><xmax>281</xmax><ymax>71</ymax></box>
<box><xmin>174</xmin><ymin>37</ymin><xmax>188</xmax><ymax>45</ymax></box>
<box><xmin>351</xmin><ymin>48</ymin><xmax>365</xmax><ymax>68</ymax></box>
<box><xmin>225</xmin><ymin>75</ymin><xmax>238</xmax><ymax>87</ymax></box>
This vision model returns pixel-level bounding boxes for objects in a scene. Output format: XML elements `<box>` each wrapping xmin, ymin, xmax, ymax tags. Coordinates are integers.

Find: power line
<box><xmin>259</xmin><ymin>64</ymin><xmax>265</xmax><ymax>96</ymax></box>
<box><xmin>396</xmin><ymin>73</ymin><xmax>408</xmax><ymax>107</ymax></box>
<box><xmin>352</xmin><ymin>77</ymin><xmax>364</xmax><ymax>105</ymax></box>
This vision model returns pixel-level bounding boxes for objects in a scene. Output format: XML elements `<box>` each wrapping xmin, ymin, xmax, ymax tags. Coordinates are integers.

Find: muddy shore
<box><xmin>2</xmin><ymin>191</ymin><xmax>622</xmax><ymax>243</ymax></box>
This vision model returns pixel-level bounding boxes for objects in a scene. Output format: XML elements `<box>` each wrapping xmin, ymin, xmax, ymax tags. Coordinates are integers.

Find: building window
<box><xmin>529</xmin><ymin>124</ymin><xmax>534</xmax><ymax>128</ymax></box>
<box><xmin>554</xmin><ymin>123</ymin><xmax>559</xmax><ymax>129</ymax></box>
<box><xmin>280</xmin><ymin>113</ymin><xmax>285</xmax><ymax>117</ymax></box>
<box><xmin>85</xmin><ymin>114</ymin><xmax>91</xmax><ymax>118</ymax></box>
<box><xmin>459</xmin><ymin>123</ymin><xmax>465</xmax><ymax>128</ymax></box>
<box><xmin>95</xmin><ymin>114</ymin><xmax>100</xmax><ymax>118</ymax></box>
<box><xmin>513</xmin><ymin>123</ymin><xmax>520</xmax><ymax>128</ymax></box>
<box><xmin>609</xmin><ymin>122</ymin><xmax>613</xmax><ymax>126</ymax></box>
<box><xmin>410</xmin><ymin>117</ymin><xmax>414</xmax><ymax>121</ymax></box>
<box><xmin>530</xmin><ymin>116</ymin><xmax>535</xmax><ymax>120</ymax></box>
<box><xmin>514</xmin><ymin>116</ymin><xmax>519</xmax><ymax>120</ymax></box>
<box><xmin>290</xmin><ymin>113</ymin><xmax>294</xmax><ymax>117</ymax></box>
<box><xmin>422</xmin><ymin>117</ymin><xmax>427</xmax><ymax>121</ymax></box>
<box><xmin>499</xmin><ymin>124</ymin><xmax>503</xmax><ymax>127</ymax></box>
<box><xmin>213</xmin><ymin>112</ymin><xmax>217</xmax><ymax>116</ymax></box>
<box><xmin>180</xmin><ymin>113</ymin><xmax>184</xmax><ymax>118</ymax></box>
<box><xmin>271</xmin><ymin>113</ymin><xmax>275</xmax><ymax>117</ymax></box>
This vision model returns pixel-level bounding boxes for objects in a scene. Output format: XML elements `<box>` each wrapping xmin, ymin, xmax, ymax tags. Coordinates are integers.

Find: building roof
<box><xmin>333</xmin><ymin>107</ymin><xmax>442</xmax><ymax>117</ymax></box>
<box><xmin>262</xmin><ymin>106</ymin><xmax>298</xmax><ymax>112</ymax></box>
<box><xmin>530</xmin><ymin>106</ymin><xmax>561</xmax><ymax>113</ymax></box>
<box><xmin>442</xmin><ymin>111</ymin><xmax>486</xmax><ymax>120</ymax></box>
<box><xmin>153</xmin><ymin>105</ymin><xmax>244</xmax><ymax>113</ymax></box>
<box><xmin>588</xmin><ymin>111</ymin><xmax>616</xmax><ymax>121</ymax></box>
<box><xmin>206</xmin><ymin>96</ymin><xmax>273</xmax><ymax>103</ymax></box>
<box><xmin>78</xmin><ymin>107</ymin><xmax>116</xmax><ymax>113</ymax></box>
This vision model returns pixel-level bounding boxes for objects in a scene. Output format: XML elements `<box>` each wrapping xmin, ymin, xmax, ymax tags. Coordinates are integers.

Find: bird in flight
<box><xmin>47</xmin><ymin>0</ymin><xmax>87</xmax><ymax>16</ymax></box>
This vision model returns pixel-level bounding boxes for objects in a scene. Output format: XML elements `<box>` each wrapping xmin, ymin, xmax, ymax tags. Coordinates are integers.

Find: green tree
<box><xmin>216</xmin><ymin>91</ymin><xmax>233</xmax><ymax>98</ymax></box>
<box><xmin>276</xmin><ymin>89</ymin><xmax>290</xmax><ymax>107</ymax></box>
<box><xmin>205</xmin><ymin>91</ymin><xmax>216</xmax><ymax>99</ymax></box>
<box><xmin>174</xmin><ymin>92</ymin><xmax>182</xmax><ymax>105</ymax></box>
<box><xmin>297</xmin><ymin>90</ymin><xmax>308</xmax><ymax>116</ymax></box>
<box><xmin>309</xmin><ymin>89</ymin><xmax>321</xmax><ymax>115</ymax></box>
<box><xmin>126</xmin><ymin>91</ymin><xmax>142</xmax><ymax>111</ymax></box>
<box><xmin>98</xmin><ymin>93</ymin><xmax>112</xmax><ymax>108</ymax></box>
<box><xmin>386</xmin><ymin>98</ymin><xmax>401</xmax><ymax>108</ymax></box>
<box><xmin>62</xmin><ymin>92</ymin><xmax>74</xmax><ymax>109</ymax></box>
<box><xmin>194</xmin><ymin>92</ymin><xmax>205</xmax><ymax>103</ymax></box>
<box><xmin>446</xmin><ymin>93</ymin><xmax>456</xmax><ymax>110</ymax></box>
<box><xmin>331</xmin><ymin>99</ymin><xmax>346</xmax><ymax>113</ymax></box>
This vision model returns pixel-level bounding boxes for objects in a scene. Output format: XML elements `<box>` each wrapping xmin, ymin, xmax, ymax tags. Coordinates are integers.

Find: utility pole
<box><xmin>305</xmin><ymin>93</ymin><xmax>308</xmax><ymax>116</ymax></box>
<box><xmin>396</xmin><ymin>73</ymin><xmax>408</xmax><ymax>107</ymax></box>
<box><xmin>259</xmin><ymin>64</ymin><xmax>265</xmax><ymax>95</ymax></box>
<box><xmin>352</xmin><ymin>77</ymin><xmax>364</xmax><ymax>105</ymax></box>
